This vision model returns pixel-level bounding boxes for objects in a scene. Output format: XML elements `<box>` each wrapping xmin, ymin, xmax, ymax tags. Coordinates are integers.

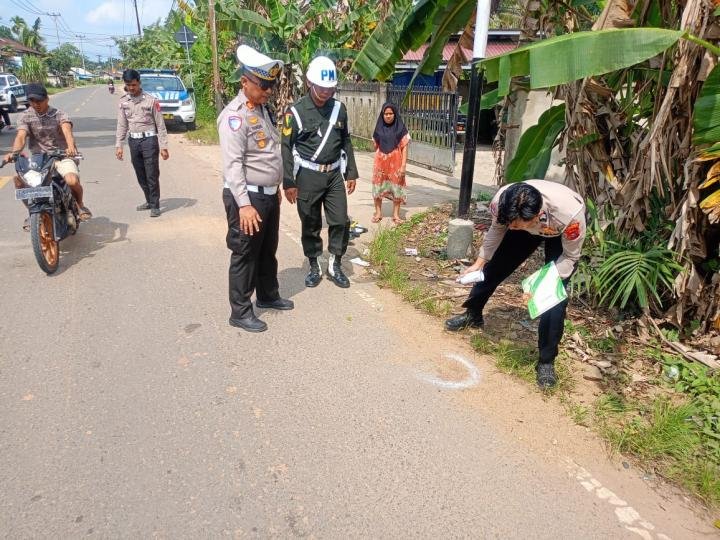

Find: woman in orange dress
<box><xmin>371</xmin><ymin>103</ymin><xmax>410</xmax><ymax>224</ymax></box>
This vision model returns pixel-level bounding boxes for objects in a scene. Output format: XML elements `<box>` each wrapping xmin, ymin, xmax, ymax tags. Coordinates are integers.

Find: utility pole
<box><xmin>46</xmin><ymin>12</ymin><xmax>61</xmax><ymax>47</ymax></box>
<box><xmin>458</xmin><ymin>0</ymin><xmax>491</xmax><ymax>218</ymax></box>
<box><xmin>132</xmin><ymin>0</ymin><xmax>142</xmax><ymax>36</ymax></box>
<box><xmin>107</xmin><ymin>45</ymin><xmax>114</xmax><ymax>74</ymax></box>
<box><xmin>76</xmin><ymin>34</ymin><xmax>87</xmax><ymax>72</ymax></box>
<box><xmin>208</xmin><ymin>0</ymin><xmax>223</xmax><ymax>113</ymax></box>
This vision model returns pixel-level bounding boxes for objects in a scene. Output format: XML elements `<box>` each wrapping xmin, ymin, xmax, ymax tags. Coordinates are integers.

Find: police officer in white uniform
<box><xmin>218</xmin><ymin>45</ymin><xmax>294</xmax><ymax>333</ymax></box>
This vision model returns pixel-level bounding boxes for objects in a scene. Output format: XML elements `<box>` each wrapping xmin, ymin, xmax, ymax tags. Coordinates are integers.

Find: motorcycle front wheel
<box><xmin>30</xmin><ymin>212</ymin><xmax>59</xmax><ymax>274</ymax></box>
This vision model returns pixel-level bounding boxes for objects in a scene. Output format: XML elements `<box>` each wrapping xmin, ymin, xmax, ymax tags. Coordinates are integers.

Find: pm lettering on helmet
<box><xmin>321</xmin><ymin>69</ymin><xmax>336</xmax><ymax>82</ymax></box>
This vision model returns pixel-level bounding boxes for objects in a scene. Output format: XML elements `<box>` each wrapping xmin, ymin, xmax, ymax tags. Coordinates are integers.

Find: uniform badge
<box><xmin>284</xmin><ymin>113</ymin><xmax>292</xmax><ymax>128</ymax></box>
<box><xmin>490</xmin><ymin>201</ymin><xmax>498</xmax><ymax>216</ymax></box>
<box><xmin>228</xmin><ymin>115</ymin><xmax>242</xmax><ymax>131</ymax></box>
<box><xmin>564</xmin><ymin>220</ymin><xmax>581</xmax><ymax>240</ymax></box>
<box><xmin>269</xmin><ymin>63</ymin><xmax>281</xmax><ymax>78</ymax></box>
<box><xmin>336</xmin><ymin>121</ymin><xmax>344</xmax><ymax>129</ymax></box>
<box><xmin>538</xmin><ymin>211</ymin><xmax>548</xmax><ymax>224</ymax></box>
<box><xmin>154</xmin><ymin>101</ymin><xmax>161</xmax><ymax>112</ymax></box>
<box><xmin>258</xmin><ymin>140</ymin><xmax>266</xmax><ymax>149</ymax></box>
<box><xmin>282</xmin><ymin>126</ymin><xmax>292</xmax><ymax>137</ymax></box>
<box><xmin>540</xmin><ymin>226</ymin><xmax>558</xmax><ymax>236</ymax></box>
<box><xmin>249</xmin><ymin>116</ymin><xmax>259</xmax><ymax>125</ymax></box>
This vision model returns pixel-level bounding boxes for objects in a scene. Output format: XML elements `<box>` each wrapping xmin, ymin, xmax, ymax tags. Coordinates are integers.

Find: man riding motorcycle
<box><xmin>3</xmin><ymin>84</ymin><xmax>92</xmax><ymax>229</ymax></box>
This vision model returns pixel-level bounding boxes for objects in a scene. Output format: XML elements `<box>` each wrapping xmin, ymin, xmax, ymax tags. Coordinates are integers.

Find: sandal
<box><xmin>371</xmin><ymin>215</ymin><xmax>382</xmax><ymax>223</ymax></box>
<box><xmin>392</xmin><ymin>217</ymin><xmax>405</xmax><ymax>225</ymax></box>
<box><xmin>78</xmin><ymin>206</ymin><xmax>93</xmax><ymax>221</ymax></box>
<box><xmin>22</xmin><ymin>217</ymin><xmax>29</xmax><ymax>232</ymax></box>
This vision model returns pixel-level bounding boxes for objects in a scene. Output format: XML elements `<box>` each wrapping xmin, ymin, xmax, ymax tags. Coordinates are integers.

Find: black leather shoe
<box><xmin>305</xmin><ymin>259</ymin><xmax>322</xmax><ymax>288</ymax></box>
<box><xmin>536</xmin><ymin>363</ymin><xmax>557</xmax><ymax>389</ymax></box>
<box><xmin>256</xmin><ymin>298</ymin><xmax>294</xmax><ymax>310</ymax></box>
<box><xmin>327</xmin><ymin>256</ymin><xmax>350</xmax><ymax>288</ymax></box>
<box><xmin>229</xmin><ymin>315</ymin><xmax>267</xmax><ymax>333</ymax></box>
<box><xmin>136</xmin><ymin>203</ymin><xmax>151</xmax><ymax>211</ymax></box>
<box><xmin>150</xmin><ymin>208</ymin><xmax>161</xmax><ymax>218</ymax></box>
<box><xmin>444</xmin><ymin>312</ymin><xmax>484</xmax><ymax>331</ymax></box>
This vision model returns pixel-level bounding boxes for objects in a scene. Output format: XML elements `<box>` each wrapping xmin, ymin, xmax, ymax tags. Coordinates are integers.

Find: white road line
<box><xmin>353</xmin><ymin>289</ymin><xmax>382</xmax><ymax>311</ymax></box>
<box><xmin>565</xmin><ymin>459</ymin><xmax>669</xmax><ymax>539</ymax></box>
<box><xmin>418</xmin><ymin>352</ymin><xmax>480</xmax><ymax>390</ymax></box>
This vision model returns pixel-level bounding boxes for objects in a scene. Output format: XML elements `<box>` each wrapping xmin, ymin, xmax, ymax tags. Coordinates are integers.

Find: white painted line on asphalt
<box><xmin>418</xmin><ymin>352</ymin><xmax>480</xmax><ymax>390</ymax></box>
<box><xmin>0</xmin><ymin>176</ymin><xmax>11</xmax><ymax>190</ymax></box>
<box><xmin>354</xmin><ymin>289</ymin><xmax>382</xmax><ymax>311</ymax></box>
<box><xmin>565</xmin><ymin>459</ymin><xmax>669</xmax><ymax>539</ymax></box>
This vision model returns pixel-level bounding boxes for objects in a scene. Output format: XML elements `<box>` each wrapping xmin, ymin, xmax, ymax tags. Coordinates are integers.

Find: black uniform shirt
<box><xmin>281</xmin><ymin>95</ymin><xmax>358</xmax><ymax>189</ymax></box>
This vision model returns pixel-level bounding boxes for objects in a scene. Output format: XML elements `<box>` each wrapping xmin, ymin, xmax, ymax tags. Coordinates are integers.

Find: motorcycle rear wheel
<box><xmin>30</xmin><ymin>212</ymin><xmax>59</xmax><ymax>274</ymax></box>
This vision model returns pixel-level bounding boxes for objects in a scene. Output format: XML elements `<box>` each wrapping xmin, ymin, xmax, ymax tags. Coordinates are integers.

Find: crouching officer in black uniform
<box><xmin>115</xmin><ymin>69</ymin><xmax>169</xmax><ymax>218</ymax></box>
<box><xmin>219</xmin><ymin>45</ymin><xmax>294</xmax><ymax>333</ymax></box>
<box><xmin>446</xmin><ymin>180</ymin><xmax>587</xmax><ymax>389</ymax></box>
<box><xmin>281</xmin><ymin>56</ymin><xmax>358</xmax><ymax>288</ymax></box>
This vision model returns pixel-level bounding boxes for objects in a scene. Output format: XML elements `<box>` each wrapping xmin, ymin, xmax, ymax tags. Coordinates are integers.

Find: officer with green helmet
<box><xmin>281</xmin><ymin>56</ymin><xmax>358</xmax><ymax>289</ymax></box>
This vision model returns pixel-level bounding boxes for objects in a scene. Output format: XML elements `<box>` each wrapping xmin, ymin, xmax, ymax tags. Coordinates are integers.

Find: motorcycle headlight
<box><xmin>23</xmin><ymin>170</ymin><xmax>43</xmax><ymax>187</ymax></box>
<box><xmin>181</xmin><ymin>98</ymin><xmax>193</xmax><ymax>106</ymax></box>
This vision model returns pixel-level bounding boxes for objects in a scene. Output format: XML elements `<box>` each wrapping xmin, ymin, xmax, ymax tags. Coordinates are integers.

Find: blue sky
<box><xmin>3</xmin><ymin>0</ymin><xmax>176</xmax><ymax>60</ymax></box>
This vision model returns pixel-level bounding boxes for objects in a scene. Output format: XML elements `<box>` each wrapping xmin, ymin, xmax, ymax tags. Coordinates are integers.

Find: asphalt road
<box><xmin>0</xmin><ymin>87</ymin><xmax>711</xmax><ymax>538</ymax></box>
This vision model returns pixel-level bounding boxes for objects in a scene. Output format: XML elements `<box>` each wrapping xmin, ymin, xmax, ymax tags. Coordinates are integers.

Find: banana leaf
<box><xmin>458</xmin><ymin>88</ymin><xmax>501</xmax><ymax>115</ymax></box>
<box><xmin>693</xmin><ymin>64</ymin><xmax>720</xmax><ymax>147</ymax></box>
<box><xmin>352</xmin><ymin>0</ymin><xmax>454</xmax><ymax>81</ymax></box>
<box><xmin>505</xmin><ymin>104</ymin><xmax>566</xmax><ymax>182</ymax></box>
<box><xmin>406</xmin><ymin>0</ymin><xmax>476</xmax><ymax>89</ymax></box>
<box><xmin>217</xmin><ymin>8</ymin><xmax>271</xmax><ymax>34</ymax></box>
<box><xmin>480</xmin><ymin>28</ymin><xmax>683</xmax><ymax>96</ymax></box>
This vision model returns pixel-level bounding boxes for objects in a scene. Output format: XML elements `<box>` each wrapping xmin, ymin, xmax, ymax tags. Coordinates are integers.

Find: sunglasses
<box><xmin>246</xmin><ymin>75</ymin><xmax>276</xmax><ymax>91</ymax></box>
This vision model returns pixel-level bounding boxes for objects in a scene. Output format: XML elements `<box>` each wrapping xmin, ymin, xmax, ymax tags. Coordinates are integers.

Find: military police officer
<box><xmin>445</xmin><ymin>179</ymin><xmax>587</xmax><ymax>389</ymax></box>
<box><xmin>219</xmin><ymin>45</ymin><xmax>294</xmax><ymax>333</ymax></box>
<box><xmin>115</xmin><ymin>68</ymin><xmax>169</xmax><ymax>218</ymax></box>
<box><xmin>281</xmin><ymin>56</ymin><xmax>358</xmax><ymax>289</ymax></box>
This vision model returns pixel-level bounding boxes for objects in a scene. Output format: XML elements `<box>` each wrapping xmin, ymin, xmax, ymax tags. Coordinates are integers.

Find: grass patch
<box><xmin>368</xmin><ymin>211</ymin><xmax>451</xmax><ymax>317</ymax></box>
<box><xmin>594</xmin><ymin>394</ymin><xmax>720</xmax><ymax>505</ymax></box>
<box><xmin>185</xmin><ymin>116</ymin><xmax>219</xmax><ymax>145</ymax></box>
<box><xmin>470</xmin><ymin>335</ymin><xmax>574</xmax><ymax>393</ymax></box>
<box><xmin>350</xmin><ymin>135</ymin><xmax>374</xmax><ymax>152</ymax></box>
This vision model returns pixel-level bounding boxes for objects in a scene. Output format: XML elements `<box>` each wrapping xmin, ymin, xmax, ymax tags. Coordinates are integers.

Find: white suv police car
<box><xmin>139</xmin><ymin>69</ymin><xmax>196</xmax><ymax>130</ymax></box>
<box><xmin>0</xmin><ymin>73</ymin><xmax>28</xmax><ymax>112</ymax></box>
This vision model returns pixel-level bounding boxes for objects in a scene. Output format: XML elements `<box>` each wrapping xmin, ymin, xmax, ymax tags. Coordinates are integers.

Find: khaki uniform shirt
<box><xmin>479</xmin><ymin>179</ymin><xmax>586</xmax><ymax>278</ymax></box>
<box><xmin>217</xmin><ymin>91</ymin><xmax>282</xmax><ymax>208</ymax></box>
<box><xmin>18</xmin><ymin>107</ymin><xmax>71</xmax><ymax>154</ymax></box>
<box><xmin>115</xmin><ymin>91</ymin><xmax>169</xmax><ymax>149</ymax></box>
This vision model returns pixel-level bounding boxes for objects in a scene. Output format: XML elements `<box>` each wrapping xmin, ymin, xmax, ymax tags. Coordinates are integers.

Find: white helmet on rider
<box><xmin>306</xmin><ymin>56</ymin><xmax>337</xmax><ymax>88</ymax></box>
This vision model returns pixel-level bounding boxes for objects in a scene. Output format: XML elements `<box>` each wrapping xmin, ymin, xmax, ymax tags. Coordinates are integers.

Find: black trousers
<box><xmin>223</xmin><ymin>188</ymin><xmax>280</xmax><ymax>319</ymax></box>
<box><xmin>128</xmin><ymin>136</ymin><xmax>160</xmax><ymax>209</ymax></box>
<box><xmin>463</xmin><ymin>230</ymin><xmax>571</xmax><ymax>365</ymax></box>
<box><xmin>296</xmin><ymin>168</ymin><xmax>349</xmax><ymax>258</ymax></box>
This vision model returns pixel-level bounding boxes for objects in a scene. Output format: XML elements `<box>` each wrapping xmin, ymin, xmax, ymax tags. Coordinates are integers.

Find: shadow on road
<box><xmin>160</xmin><ymin>197</ymin><xmax>197</xmax><ymax>214</ymax></box>
<box><xmin>54</xmin><ymin>216</ymin><xmax>130</xmax><ymax>275</ymax></box>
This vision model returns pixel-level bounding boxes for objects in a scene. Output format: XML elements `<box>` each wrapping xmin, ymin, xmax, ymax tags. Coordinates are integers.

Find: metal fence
<box><xmin>336</xmin><ymin>82</ymin><xmax>459</xmax><ymax>174</ymax></box>
<box><xmin>387</xmin><ymin>85</ymin><xmax>459</xmax><ymax>174</ymax></box>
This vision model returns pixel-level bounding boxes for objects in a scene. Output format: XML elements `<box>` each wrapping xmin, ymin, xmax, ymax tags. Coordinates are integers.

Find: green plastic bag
<box><xmin>521</xmin><ymin>262</ymin><xmax>567</xmax><ymax>319</ymax></box>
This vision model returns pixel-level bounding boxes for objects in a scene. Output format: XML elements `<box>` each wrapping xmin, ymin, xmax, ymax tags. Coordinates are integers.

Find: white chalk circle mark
<box><xmin>419</xmin><ymin>352</ymin><xmax>481</xmax><ymax>390</ymax></box>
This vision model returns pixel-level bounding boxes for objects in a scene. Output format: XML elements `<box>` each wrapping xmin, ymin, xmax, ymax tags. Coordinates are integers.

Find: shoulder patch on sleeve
<box><xmin>490</xmin><ymin>201</ymin><xmax>498</xmax><ymax>216</ymax></box>
<box><xmin>228</xmin><ymin>115</ymin><xmax>242</xmax><ymax>132</ymax></box>
<box><xmin>154</xmin><ymin>100</ymin><xmax>161</xmax><ymax>112</ymax></box>
<box><xmin>564</xmin><ymin>220</ymin><xmax>581</xmax><ymax>240</ymax></box>
<box><xmin>284</xmin><ymin>112</ymin><xmax>293</xmax><ymax>128</ymax></box>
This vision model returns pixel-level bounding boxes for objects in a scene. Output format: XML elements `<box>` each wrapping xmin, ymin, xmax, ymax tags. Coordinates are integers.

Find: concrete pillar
<box><xmin>447</xmin><ymin>218</ymin><xmax>474</xmax><ymax>259</ymax></box>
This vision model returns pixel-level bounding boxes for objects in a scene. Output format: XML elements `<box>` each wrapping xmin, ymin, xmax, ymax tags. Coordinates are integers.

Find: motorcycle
<box><xmin>108</xmin><ymin>85</ymin><xmax>115</xmax><ymax>95</ymax></box>
<box><xmin>1</xmin><ymin>150</ymin><xmax>82</xmax><ymax>274</ymax></box>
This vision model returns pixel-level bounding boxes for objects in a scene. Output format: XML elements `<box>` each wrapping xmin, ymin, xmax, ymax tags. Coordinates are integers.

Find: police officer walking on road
<box><xmin>219</xmin><ymin>45</ymin><xmax>294</xmax><ymax>333</ymax></box>
<box><xmin>281</xmin><ymin>56</ymin><xmax>358</xmax><ymax>289</ymax></box>
<box><xmin>445</xmin><ymin>180</ymin><xmax>587</xmax><ymax>389</ymax></box>
<box><xmin>115</xmin><ymin>69</ymin><xmax>169</xmax><ymax>218</ymax></box>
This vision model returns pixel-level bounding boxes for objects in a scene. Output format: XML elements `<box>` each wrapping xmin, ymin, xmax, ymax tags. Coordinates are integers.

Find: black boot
<box><xmin>536</xmin><ymin>363</ymin><xmax>557</xmax><ymax>389</ymax></box>
<box><xmin>327</xmin><ymin>254</ymin><xmax>350</xmax><ymax>288</ymax></box>
<box><xmin>445</xmin><ymin>311</ymin><xmax>484</xmax><ymax>331</ymax></box>
<box><xmin>305</xmin><ymin>257</ymin><xmax>322</xmax><ymax>288</ymax></box>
